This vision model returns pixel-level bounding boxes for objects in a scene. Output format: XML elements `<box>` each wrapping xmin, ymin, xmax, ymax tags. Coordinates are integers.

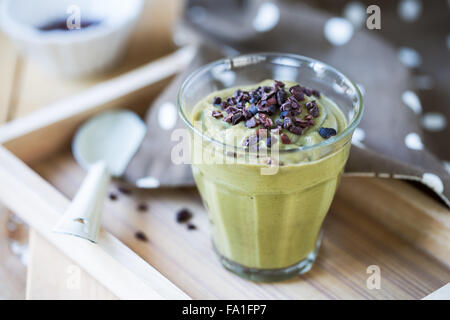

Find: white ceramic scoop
<box><xmin>53</xmin><ymin>110</ymin><xmax>146</xmax><ymax>242</ymax></box>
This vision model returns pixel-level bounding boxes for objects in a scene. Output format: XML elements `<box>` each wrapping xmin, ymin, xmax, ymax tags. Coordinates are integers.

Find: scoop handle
<box><xmin>53</xmin><ymin>161</ymin><xmax>110</xmax><ymax>243</ymax></box>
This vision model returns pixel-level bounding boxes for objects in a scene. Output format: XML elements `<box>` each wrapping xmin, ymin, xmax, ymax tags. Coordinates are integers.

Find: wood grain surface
<box><xmin>31</xmin><ymin>151</ymin><xmax>450</xmax><ymax>299</ymax></box>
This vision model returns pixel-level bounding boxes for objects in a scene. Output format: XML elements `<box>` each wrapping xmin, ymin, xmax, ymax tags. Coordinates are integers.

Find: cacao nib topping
<box><xmin>283</xmin><ymin>117</ymin><xmax>293</xmax><ymax>129</ymax></box>
<box><xmin>306</xmin><ymin>101</ymin><xmax>319</xmax><ymax>118</ymax></box>
<box><xmin>319</xmin><ymin>127</ymin><xmax>337</xmax><ymax>139</ymax></box>
<box><xmin>280</xmin><ymin>133</ymin><xmax>291</xmax><ymax>144</ymax></box>
<box><xmin>280</xmin><ymin>110</ymin><xmax>290</xmax><ymax>118</ymax></box>
<box><xmin>258</xmin><ymin>113</ymin><xmax>274</xmax><ymax>128</ymax></box>
<box><xmin>211</xmin><ymin>110</ymin><xmax>223</xmax><ymax>118</ymax></box>
<box><xmin>274</xmin><ymin>80</ymin><xmax>285</xmax><ymax>89</ymax></box>
<box><xmin>248</xmin><ymin>105</ymin><xmax>259</xmax><ymax>115</ymax></box>
<box><xmin>242</xmin><ymin>108</ymin><xmax>252</xmax><ymax>120</ymax></box>
<box><xmin>213</xmin><ymin>96</ymin><xmax>222</xmax><ymax>106</ymax></box>
<box><xmin>231</xmin><ymin>112</ymin><xmax>244</xmax><ymax>125</ymax></box>
<box><xmin>276</xmin><ymin>90</ymin><xmax>287</xmax><ymax>105</ymax></box>
<box><xmin>267</xmin><ymin>104</ymin><xmax>277</xmax><ymax>115</ymax></box>
<box><xmin>208</xmin><ymin>81</ymin><xmax>322</xmax><ymax>145</ymax></box>
<box><xmin>223</xmin><ymin>113</ymin><xmax>233</xmax><ymax>123</ymax></box>
<box><xmin>292</xmin><ymin>91</ymin><xmax>305</xmax><ymax>101</ymax></box>
<box><xmin>289</xmin><ymin>125</ymin><xmax>303</xmax><ymax>135</ymax></box>
<box><xmin>295</xmin><ymin>117</ymin><xmax>314</xmax><ymax>128</ymax></box>
<box><xmin>245</xmin><ymin>117</ymin><xmax>259</xmax><ymax>128</ymax></box>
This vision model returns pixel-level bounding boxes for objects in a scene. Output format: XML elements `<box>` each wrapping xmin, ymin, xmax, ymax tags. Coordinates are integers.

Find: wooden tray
<box><xmin>0</xmin><ymin>45</ymin><xmax>449</xmax><ymax>299</ymax></box>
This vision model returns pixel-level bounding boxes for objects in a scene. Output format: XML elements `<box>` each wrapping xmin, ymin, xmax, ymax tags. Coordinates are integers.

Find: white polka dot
<box><xmin>405</xmin><ymin>132</ymin><xmax>423</xmax><ymax>150</ymax></box>
<box><xmin>444</xmin><ymin>161</ymin><xmax>450</xmax><ymax>175</ymax></box>
<box><xmin>422</xmin><ymin>173</ymin><xmax>444</xmax><ymax>194</ymax></box>
<box><xmin>324</xmin><ymin>17</ymin><xmax>354</xmax><ymax>46</ymax></box>
<box><xmin>158</xmin><ymin>102</ymin><xmax>177</xmax><ymax>130</ymax></box>
<box><xmin>402</xmin><ymin>90</ymin><xmax>422</xmax><ymax>114</ymax></box>
<box><xmin>352</xmin><ymin>128</ymin><xmax>366</xmax><ymax>148</ymax></box>
<box><xmin>421</xmin><ymin>112</ymin><xmax>447</xmax><ymax>132</ymax></box>
<box><xmin>398</xmin><ymin>0</ymin><xmax>422</xmax><ymax>22</ymax></box>
<box><xmin>398</xmin><ymin>47</ymin><xmax>422</xmax><ymax>68</ymax></box>
<box><xmin>343</xmin><ymin>2</ymin><xmax>366</xmax><ymax>28</ymax></box>
<box><xmin>253</xmin><ymin>2</ymin><xmax>280</xmax><ymax>32</ymax></box>
<box><xmin>136</xmin><ymin>176</ymin><xmax>160</xmax><ymax>188</ymax></box>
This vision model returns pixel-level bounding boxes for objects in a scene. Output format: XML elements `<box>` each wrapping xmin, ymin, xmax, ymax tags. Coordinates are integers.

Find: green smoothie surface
<box><xmin>191</xmin><ymin>80</ymin><xmax>347</xmax><ymax>154</ymax></box>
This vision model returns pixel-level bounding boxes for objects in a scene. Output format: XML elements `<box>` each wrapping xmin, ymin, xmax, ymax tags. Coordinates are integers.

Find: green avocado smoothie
<box><xmin>188</xmin><ymin>79</ymin><xmax>351</xmax><ymax>279</ymax></box>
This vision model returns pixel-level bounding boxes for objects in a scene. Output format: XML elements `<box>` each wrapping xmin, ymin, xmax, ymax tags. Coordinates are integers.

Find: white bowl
<box><xmin>1</xmin><ymin>0</ymin><xmax>144</xmax><ymax>77</ymax></box>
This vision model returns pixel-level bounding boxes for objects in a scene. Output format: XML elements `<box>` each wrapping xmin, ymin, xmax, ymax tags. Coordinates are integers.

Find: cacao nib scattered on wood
<box><xmin>289</xmin><ymin>125</ymin><xmax>303</xmax><ymax>135</ymax></box>
<box><xmin>118</xmin><ymin>186</ymin><xmax>131</xmax><ymax>195</ymax></box>
<box><xmin>135</xmin><ymin>231</ymin><xmax>148</xmax><ymax>242</ymax></box>
<box><xmin>280</xmin><ymin>133</ymin><xmax>291</xmax><ymax>144</ymax></box>
<box><xmin>319</xmin><ymin>127</ymin><xmax>337</xmax><ymax>139</ymax></box>
<box><xmin>108</xmin><ymin>192</ymin><xmax>118</xmax><ymax>201</ymax></box>
<box><xmin>137</xmin><ymin>203</ymin><xmax>148</xmax><ymax>212</ymax></box>
<box><xmin>187</xmin><ymin>223</ymin><xmax>197</xmax><ymax>230</ymax></box>
<box><xmin>211</xmin><ymin>110</ymin><xmax>223</xmax><ymax>118</ymax></box>
<box><xmin>176</xmin><ymin>208</ymin><xmax>192</xmax><ymax>223</ymax></box>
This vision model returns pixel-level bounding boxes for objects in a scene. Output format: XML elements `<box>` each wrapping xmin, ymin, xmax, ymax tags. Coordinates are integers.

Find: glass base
<box><xmin>217</xmin><ymin>232</ymin><xmax>323</xmax><ymax>282</ymax></box>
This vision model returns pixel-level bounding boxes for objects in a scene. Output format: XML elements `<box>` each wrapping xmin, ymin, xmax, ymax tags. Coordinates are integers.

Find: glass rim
<box><xmin>178</xmin><ymin>52</ymin><xmax>364</xmax><ymax>154</ymax></box>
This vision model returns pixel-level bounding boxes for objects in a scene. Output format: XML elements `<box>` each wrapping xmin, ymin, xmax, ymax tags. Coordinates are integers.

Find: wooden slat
<box><xmin>423</xmin><ymin>283</ymin><xmax>450</xmax><ymax>300</ymax></box>
<box><xmin>27</xmin><ymin>230</ymin><xmax>117</xmax><ymax>300</ymax></box>
<box><xmin>0</xmin><ymin>32</ymin><xmax>18</xmax><ymax>122</ymax></box>
<box><xmin>0</xmin><ymin>146</ymin><xmax>189</xmax><ymax>300</ymax></box>
<box><xmin>337</xmin><ymin>177</ymin><xmax>450</xmax><ymax>269</ymax></box>
<box><xmin>0</xmin><ymin>46</ymin><xmax>196</xmax><ymax>164</ymax></box>
<box><xmin>30</xmin><ymin>151</ymin><xmax>450</xmax><ymax>299</ymax></box>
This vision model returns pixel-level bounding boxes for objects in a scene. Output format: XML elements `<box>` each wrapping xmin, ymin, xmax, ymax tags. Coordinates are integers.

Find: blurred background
<box><xmin>0</xmin><ymin>0</ymin><xmax>448</xmax><ymax>299</ymax></box>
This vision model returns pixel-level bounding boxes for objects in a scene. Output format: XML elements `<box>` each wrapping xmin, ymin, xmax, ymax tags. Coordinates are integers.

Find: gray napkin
<box><xmin>125</xmin><ymin>0</ymin><xmax>450</xmax><ymax>207</ymax></box>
